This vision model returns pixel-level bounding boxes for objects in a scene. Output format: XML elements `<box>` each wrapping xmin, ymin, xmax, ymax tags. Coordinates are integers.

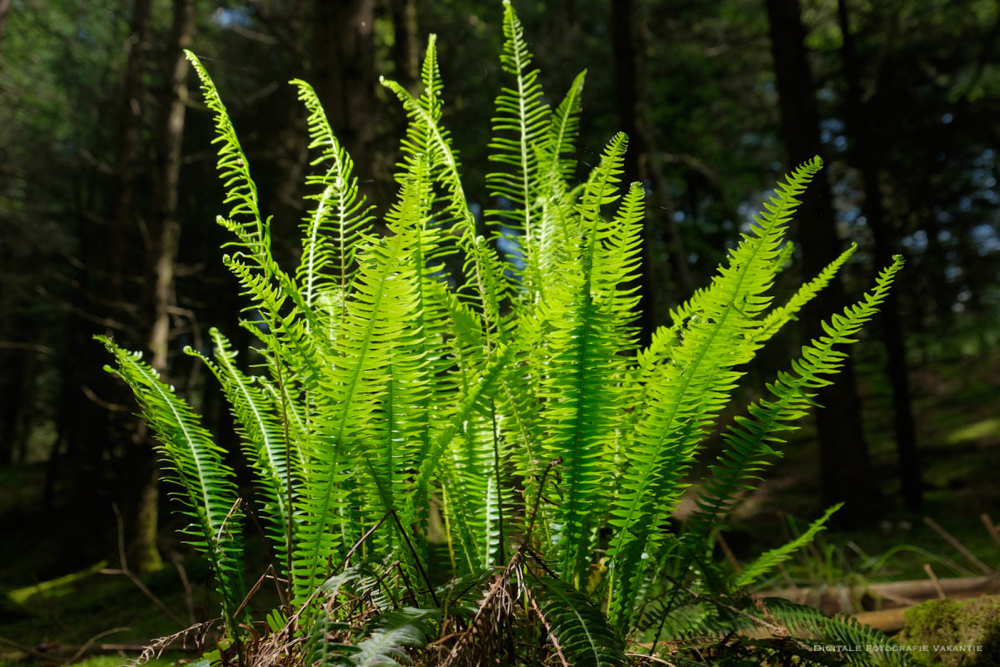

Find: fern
<box><xmin>97</xmin><ymin>338</ymin><xmax>246</xmax><ymax>634</ymax></box>
<box><xmin>686</xmin><ymin>256</ymin><xmax>905</xmax><ymax>545</ymax></box>
<box><xmin>352</xmin><ymin>609</ymin><xmax>436</xmax><ymax>667</ymax></box>
<box><xmin>606</xmin><ymin>158</ymin><xmax>824</xmax><ymax>632</ymax></box>
<box><xmin>291</xmin><ymin>78</ymin><xmax>373</xmax><ymax>310</ymax></box>
<box><xmin>100</xmin><ymin>8</ymin><xmax>911</xmax><ymax>667</ymax></box>
<box><xmin>529</xmin><ymin>576</ymin><xmax>628</xmax><ymax>667</ymax></box>
<box><xmin>764</xmin><ymin>598</ymin><xmax>921</xmax><ymax>666</ymax></box>
<box><xmin>185</xmin><ymin>328</ymin><xmax>294</xmax><ymax>576</ymax></box>
<box><xmin>732</xmin><ymin>503</ymin><xmax>841</xmax><ymax>589</ymax></box>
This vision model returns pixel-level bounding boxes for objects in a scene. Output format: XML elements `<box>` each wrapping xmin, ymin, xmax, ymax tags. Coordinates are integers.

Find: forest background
<box><xmin>0</xmin><ymin>0</ymin><xmax>998</xmax><ymax>653</ymax></box>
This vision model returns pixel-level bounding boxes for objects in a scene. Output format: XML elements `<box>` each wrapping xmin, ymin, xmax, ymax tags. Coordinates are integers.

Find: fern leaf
<box><xmin>687</xmin><ymin>256</ymin><xmax>905</xmax><ymax>546</ymax></box>
<box><xmin>754</xmin><ymin>243</ymin><xmax>857</xmax><ymax>345</ymax></box>
<box><xmin>544</xmin><ymin>70</ymin><xmax>586</xmax><ymax>186</ymax></box>
<box><xmin>606</xmin><ymin>158</ymin><xmax>825</xmax><ymax>631</ymax></box>
<box><xmin>352</xmin><ymin>608</ymin><xmax>436</xmax><ymax>667</ymax></box>
<box><xmin>185</xmin><ymin>51</ymin><xmax>261</xmax><ymax>229</ymax></box>
<box><xmin>529</xmin><ymin>576</ymin><xmax>628</xmax><ymax>667</ymax></box>
<box><xmin>732</xmin><ymin>503</ymin><xmax>841</xmax><ymax>588</ymax></box>
<box><xmin>293</xmin><ymin>229</ymin><xmax>422</xmax><ymax>604</ymax></box>
<box><xmin>488</xmin><ymin>0</ymin><xmax>552</xmax><ymax>266</ymax></box>
<box><xmin>764</xmin><ymin>598</ymin><xmax>921</xmax><ymax>666</ymax></box>
<box><xmin>186</xmin><ymin>329</ymin><xmax>294</xmax><ymax>575</ymax></box>
<box><xmin>291</xmin><ymin>79</ymin><xmax>374</xmax><ymax>309</ymax></box>
<box><xmin>98</xmin><ymin>337</ymin><xmax>246</xmax><ymax>630</ymax></box>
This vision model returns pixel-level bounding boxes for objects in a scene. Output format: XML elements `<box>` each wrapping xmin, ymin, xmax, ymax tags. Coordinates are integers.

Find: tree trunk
<box><xmin>390</xmin><ymin>0</ymin><xmax>419</xmax><ymax>91</ymax></box>
<box><xmin>130</xmin><ymin>0</ymin><xmax>195</xmax><ymax>576</ymax></box>
<box><xmin>311</xmin><ymin>0</ymin><xmax>377</xmax><ymax>197</ymax></box>
<box><xmin>837</xmin><ymin>0</ymin><xmax>923</xmax><ymax>514</ymax></box>
<box><xmin>111</xmin><ymin>0</ymin><xmax>152</xmax><ymax>306</ymax></box>
<box><xmin>764</xmin><ymin>0</ymin><xmax>881</xmax><ymax>526</ymax></box>
<box><xmin>611</xmin><ymin>0</ymin><xmax>691</xmax><ymax>343</ymax></box>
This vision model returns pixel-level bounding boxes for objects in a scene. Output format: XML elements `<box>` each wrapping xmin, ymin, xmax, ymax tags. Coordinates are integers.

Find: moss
<box><xmin>900</xmin><ymin>596</ymin><xmax>1000</xmax><ymax>667</ymax></box>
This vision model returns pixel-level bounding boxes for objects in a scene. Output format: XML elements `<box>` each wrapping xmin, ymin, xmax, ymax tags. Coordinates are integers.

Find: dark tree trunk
<box><xmin>390</xmin><ymin>0</ymin><xmax>419</xmax><ymax>91</ymax></box>
<box><xmin>764</xmin><ymin>0</ymin><xmax>881</xmax><ymax>526</ymax></box>
<box><xmin>0</xmin><ymin>345</ymin><xmax>22</xmax><ymax>465</ymax></box>
<box><xmin>311</xmin><ymin>0</ymin><xmax>378</xmax><ymax>198</ymax></box>
<box><xmin>611</xmin><ymin>0</ymin><xmax>691</xmax><ymax>343</ymax></box>
<box><xmin>111</xmin><ymin>0</ymin><xmax>152</xmax><ymax>306</ymax></box>
<box><xmin>837</xmin><ymin>0</ymin><xmax>923</xmax><ymax>514</ymax></box>
<box><xmin>129</xmin><ymin>0</ymin><xmax>197</xmax><ymax>576</ymax></box>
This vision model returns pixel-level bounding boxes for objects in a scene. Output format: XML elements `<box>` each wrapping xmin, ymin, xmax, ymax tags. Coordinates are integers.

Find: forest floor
<box><xmin>1</xmin><ymin>346</ymin><xmax>998</xmax><ymax>666</ymax></box>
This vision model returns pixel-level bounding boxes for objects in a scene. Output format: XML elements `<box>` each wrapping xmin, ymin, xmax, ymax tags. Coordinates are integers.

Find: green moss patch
<box><xmin>900</xmin><ymin>596</ymin><xmax>1000</xmax><ymax>666</ymax></box>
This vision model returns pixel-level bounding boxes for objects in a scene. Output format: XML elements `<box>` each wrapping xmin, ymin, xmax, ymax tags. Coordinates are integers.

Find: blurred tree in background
<box><xmin>1</xmin><ymin>0</ymin><xmax>998</xmax><ymax>579</ymax></box>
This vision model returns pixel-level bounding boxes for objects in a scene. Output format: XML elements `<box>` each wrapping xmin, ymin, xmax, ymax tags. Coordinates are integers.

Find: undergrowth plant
<box><xmin>102</xmin><ymin>2</ymin><xmax>918</xmax><ymax>665</ymax></box>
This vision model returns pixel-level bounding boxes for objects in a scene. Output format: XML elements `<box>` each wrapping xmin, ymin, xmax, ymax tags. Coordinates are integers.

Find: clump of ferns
<box><xmin>103</xmin><ymin>1</ymin><xmax>919</xmax><ymax>665</ymax></box>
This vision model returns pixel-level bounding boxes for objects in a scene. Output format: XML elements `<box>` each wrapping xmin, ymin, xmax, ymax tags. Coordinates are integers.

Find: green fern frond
<box><xmin>606</xmin><ymin>158</ymin><xmax>824</xmax><ymax>631</ymax></box>
<box><xmin>185</xmin><ymin>51</ymin><xmax>261</xmax><ymax>229</ymax></box>
<box><xmin>291</xmin><ymin>79</ymin><xmax>374</xmax><ymax>309</ymax></box>
<box><xmin>732</xmin><ymin>503</ymin><xmax>841</xmax><ymax>589</ymax></box>
<box><xmin>185</xmin><ymin>329</ymin><xmax>294</xmax><ymax>576</ymax></box>
<box><xmin>687</xmin><ymin>256</ymin><xmax>905</xmax><ymax>546</ymax></box>
<box><xmin>352</xmin><ymin>608</ymin><xmax>436</xmax><ymax>667</ymax></box>
<box><xmin>382</xmin><ymin>45</ymin><xmax>509</xmax><ymax>348</ymax></box>
<box><xmin>488</xmin><ymin>0</ymin><xmax>552</xmax><ymax>297</ymax></box>
<box><xmin>764</xmin><ymin>598</ymin><xmax>921</xmax><ymax>666</ymax></box>
<box><xmin>293</xmin><ymin>229</ymin><xmax>422</xmax><ymax>603</ymax></box>
<box><xmin>538</xmin><ymin>133</ymin><xmax>640</xmax><ymax>582</ymax></box>
<box><xmin>529</xmin><ymin>576</ymin><xmax>628</xmax><ymax>667</ymax></box>
<box><xmin>543</xmin><ymin>69</ymin><xmax>586</xmax><ymax>187</ymax></box>
<box><xmin>98</xmin><ymin>337</ymin><xmax>246</xmax><ymax>631</ymax></box>
<box><xmin>754</xmin><ymin>242</ymin><xmax>857</xmax><ymax>344</ymax></box>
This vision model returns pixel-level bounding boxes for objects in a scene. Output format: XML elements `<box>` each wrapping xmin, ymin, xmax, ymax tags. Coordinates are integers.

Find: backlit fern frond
<box><xmin>686</xmin><ymin>256</ymin><xmax>905</xmax><ymax>549</ymax></box>
<box><xmin>754</xmin><ymin>242</ymin><xmax>857</xmax><ymax>344</ymax></box>
<box><xmin>185</xmin><ymin>51</ymin><xmax>261</xmax><ymax>229</ymax></box>
<box><xmin>382</xmin><ymin>43</ymin><xmax>509</xmax><ymax>350</ymax></box>
<box><xmin>537</xmin><ymin>133</ymin><xmax>641</xmax><ymax>582</ymax></box>
<box><xmin>291</xmin><ymin>79</ymin><xmax>374</xmax><ymax>310</ymax></box>
<box><xmin>606</xmin><ymin>158</ymin><xmax>824</xmax><ymax>632</ymax></box>
<box><xmin>293</xmin><ymin>228</ymin><xmax>422</xmax><ymax>604</ymax></box>
<box><xmin>186</xmin><ymin>328</ymin><xmax>294</xmax><ymax>577</ymax></box>
<box><xmin>488</xmin><ymin>0</ymin><xmax>553</xmax><ymax>302</ymax></box>
<box><xmin>98</xmin><ymin>337</ymin><xmax>246</xmax><ymax>633</ymax></box>
<box><xmin>543</xmin><ymin>69</ymin><xmax>586</xmax><ymax>187</ymax></box>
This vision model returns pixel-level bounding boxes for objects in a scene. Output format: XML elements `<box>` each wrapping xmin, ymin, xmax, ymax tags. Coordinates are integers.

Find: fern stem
<box><xmin>389</xmin><ymin>510</ymin><xmax>441</xmax><ymax>607</ymax></box>
<box><xmin>274</xmin><ymin>357</ymin><xmax>294</xmax><ymax>598</ymax></box>
<box><xmin>491</xmin><ymin>398</ymin><xmax>506</xmax><ymax>565</ymax></box>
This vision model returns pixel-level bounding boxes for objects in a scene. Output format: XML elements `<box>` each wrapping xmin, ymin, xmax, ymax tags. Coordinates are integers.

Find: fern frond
<box><xmin>186</xmin><ymin>329</ymin><xmax>294</xmax><ymax>575</ymax></box>
<box><xmin>544</xmin><ymin>70</ymin><xmax>586</xmax><ymax>186</ymax></box>
<box><xmin>382</xmin><ymin>45</ymin><xmax>509</xmax><ymax>349</ymax></box>
<box><xmin>686</xmin><ymin>256</ymin><xmax>905</xmax><ymax>547</ymax></box>
<box><xmin>606</xmin><ymin>158</ymin><xmax>825</xmax><ymax>631</ymax></box>
<box><xmin>352</xmin><ymin>608</ymin><xmax>436</xmax><ymax>667</ymax></box>
<box><xmin>732</xmin><ymin>503</ymin><xmax>841</xmax><ymax>589</ymax></box>
<box><xmin>764</xmin><ymin>598</ymin><xmax>921</xmax><ymax>666</ymax></box>
<box><xmin>98</xmin><ymin>337</ymin><xmax>246</xmax><ymax>630</ymax></box>
<box><xmin>293</xmin><ymin>229</ymin><xmax>422</xmax><ymax>604</ymax></box>
<box><xmin>536</xmin><ymin>133</ymin><xmax>640</xmax><ymax>583</ymax></box>
<box><xmin>488</xmin><ymin>0</ymin><xmax>552</xmax><ymax>264</ymax></box>
<box><xmin>754</xmin><ymin>242</ymin><xmax>857</xmax><ymax>345</ymax></box>
<box><xmin>185</xmin><ymin>51</ymin><xmax>261</xmax><ymax>229</ymax></box>
<box><xmin>291</xmin><ymin>79</ymin><xmax>374</xmax><ymax>309</ymax></box>
<box><xmin>528</xmin><ymin>576</ymin><xmax>628</xmax><ymax>667</ymax></box>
